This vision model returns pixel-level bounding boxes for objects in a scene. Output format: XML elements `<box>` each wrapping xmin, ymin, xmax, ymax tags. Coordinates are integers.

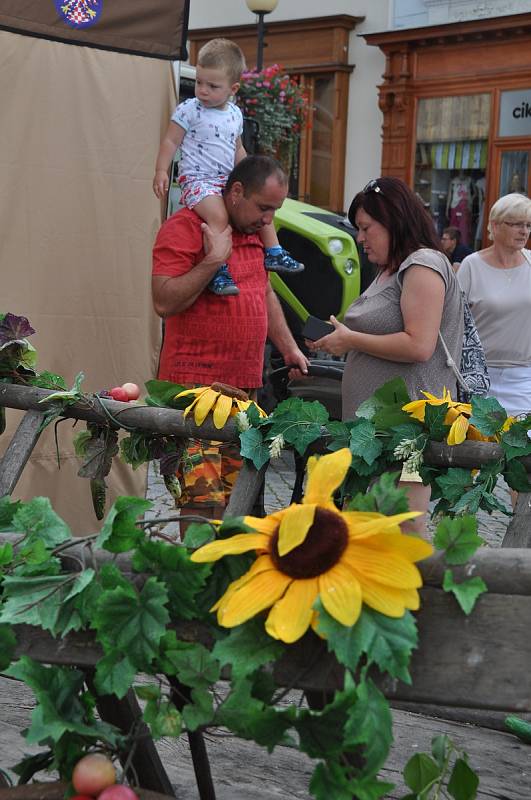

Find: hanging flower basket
<box><xmin>237</xmin><ymin>64</ymin><xmax>308</xmax><ymax>173</ymax></box>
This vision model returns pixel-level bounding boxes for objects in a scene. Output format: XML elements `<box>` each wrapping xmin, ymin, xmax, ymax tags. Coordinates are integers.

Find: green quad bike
<box><xmin>262</xmin><ymin>197</ymin><xmax>376</xmax><ymax>413</ymax></box>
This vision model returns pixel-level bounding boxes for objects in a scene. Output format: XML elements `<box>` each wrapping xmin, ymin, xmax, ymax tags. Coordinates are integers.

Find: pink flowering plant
<box><xmin>237</xmin><ymin>64</ymin><xmax>307</xmax><ymax>170</ymax></box>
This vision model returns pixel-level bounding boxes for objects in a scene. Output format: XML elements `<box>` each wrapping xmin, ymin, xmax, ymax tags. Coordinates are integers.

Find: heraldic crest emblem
<box><xmin>54</xmin><ymin>0</ymin><xmax>103</xmax><ymax>29</ymax></box>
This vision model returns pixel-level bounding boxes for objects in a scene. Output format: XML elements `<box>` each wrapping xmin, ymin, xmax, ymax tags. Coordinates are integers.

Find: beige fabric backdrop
<box><xmin>0</xmin><ymin>30</ymin><xmax>175</xmax><ymax>533</ymax></box>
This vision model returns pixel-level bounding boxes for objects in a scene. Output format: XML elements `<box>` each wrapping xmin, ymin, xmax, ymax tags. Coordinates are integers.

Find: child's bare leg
<box><xmin>193</xmin><ymin>195</ymin><xmax>239</xmax><ymax>296</ymax></box>
<box><xmin>194</xmin><ymin>195</ymin><xmax>230</xmax><ymax>234</ymax></box>
<box><xmin>399</xmin><ymin>481</ymin><xmax>431</xmax><ymax>539</ymax></box>
<box><xmin>259</xmin><ymin>222</ymin><xmax>305</xmax><ymax>274</ymax></box>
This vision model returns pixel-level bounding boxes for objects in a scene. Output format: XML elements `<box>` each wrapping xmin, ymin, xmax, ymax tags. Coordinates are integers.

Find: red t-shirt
<box><xmin>152</xmin><ymin>209</ymin><xmax>268</xmax><ymax>387</ymax></box>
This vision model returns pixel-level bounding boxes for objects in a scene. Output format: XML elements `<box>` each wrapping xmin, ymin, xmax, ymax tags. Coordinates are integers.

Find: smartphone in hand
<box><xmin>301</xmin><ymin>315</ymin><xmax>335</xmax><ymax>341</ymax></box>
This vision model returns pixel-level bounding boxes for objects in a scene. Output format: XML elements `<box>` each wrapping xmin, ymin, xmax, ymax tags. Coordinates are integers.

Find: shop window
<box><xmin>500</xmin><ymin>151</ymin><xmax>528</xmax><ymax>197</ymax></box>
<box><xmin>415</xmin><ymin>94</ymin><xmax>491</xmax><ymax>248</ymax></box>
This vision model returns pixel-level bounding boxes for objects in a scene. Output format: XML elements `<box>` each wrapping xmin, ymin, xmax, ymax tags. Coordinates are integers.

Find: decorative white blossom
<box><xmin>268</xmin><ymin>433</ymin><xmax>285</xmax><ymax>460</ymax></box>
<box><xmin>235</xmin><ymin>411</ymin><xmax>251</xmax><ymax>432</ymax></box>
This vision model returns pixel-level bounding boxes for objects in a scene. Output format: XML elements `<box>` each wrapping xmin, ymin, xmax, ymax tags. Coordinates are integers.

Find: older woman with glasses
<box><xmin>457</xmin><ymin>192</ymin><xmax>531</xmax><ymax>417</ymax></box>
<box><xmin>307</xmin><ymin>176</ymin><xmax>464</xmax><ymax>535</ymax></box>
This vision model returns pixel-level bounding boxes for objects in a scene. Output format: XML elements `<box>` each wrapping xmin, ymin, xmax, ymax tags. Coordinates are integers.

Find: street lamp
<box><xmin>245</xmin><ymin>0</ymin><xmax>279</xmax><ymax>72</ymax></box>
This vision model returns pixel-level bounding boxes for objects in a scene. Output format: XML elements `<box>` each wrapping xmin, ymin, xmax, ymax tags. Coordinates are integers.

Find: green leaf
<box><xmin>158</xmin><ymin>633</ymin><xmax>220</xmax><ymax>690</ymax></box>
<box><xmin>135</xmin><ymin>683</ymin><xmax>161</xmax><ymax>702</ymax></box>
<box><xmin>356</xmin><ymin>377</ymin><xmax>411</xmax><ymax>428</ymax></box>
<box><xmin>270</xmin><ymin>399</ymin><xmax>329</xmax><ymax>456</ymax></box>
<box><xmin>447</xmin><ymin>757</ymin><xmax>479</xmax><ymax>800</ymax></box>
<box><xmin>443</xmin><ymin>570</ymin><xmax>487</xmax><ymax>615</ymax></box>
<box><xmin>450</xmin><ymin>485</ymin><xmax>484</xmax><ymax>516</ymax></box>
<box><xmin>315</xmin><ymin>602</ymin><xmax>418</xmax><ymax>684</ymax></box>
<box><xmin>433</xmin><ymin>516</ymin><xmax>483</xmax><ymax>564</ymax></box>
<box><xmin>349</xmin><ymin>419</ymin><xmax>383</xmax><ymax>466</ymax></box>
<box><xmin>144</xmin><ymin>699</ymin><xmax>182</xmax><ymax>739</ymax></box>
<box><xmin>5</xmin><ymin>657</ymin><xmax>121</xmax><ymax>746</ymax></box>
<box><xmin>0</xmin><ymin>496</ymin><xmax>22</xmax><ymax>531</ymax></box>
<box><xmin>500</xmin><ymin>420</ymin><xmax>531</xmax><ymax>461</ymax></box>
<box><xmin>182</xmin><ymin>686</ymin><xmax>215</xmax><ymax>731</ymax></box>
<box><xmin>348</xmin><ymin>776</ymin><xmax>395</xmax><ymax>800</ymax></box>
<box><xmin>0</xmin><ymin>540</ymin><xmax>14</xmax><ymax>568</ymax></box>
<box><xmin>326</xmin><ymin>420</ymin><xmax>352</xmax><ymax>451</ymax></box>
<box><xmin>183</xmin><ymin>522</ymin><xmax>215</xmax><ymax>549</ymax></box>
<box><xmin>309</xmin><ymin>761</ymin><xmax>358</xmax><ymax>800</ymax></box>
<box><xmin>212</xmin><ymin>618</ymin><xmax>284</xmax><ymax>680</ymax></box>
<box><xmin>144</xmin><ymin>379</ymin><xmax>188</xmax><ymax>408</ymax></box>
<box><xmin>424</xmin><ymin>401</ymin><xmax>450</xmax><ymax>440</ymax></box>
<box><xmin>239</xmin><ymin>427</ymin><xmax>270</xmax><ymax>469</ymax></box>
<box><xmin>93</xmin><ymin>651</ymin><xmax>137</xmax><ymax>699</ymax></box>
<box><xmin>504</xmin><ymin>459</ymin><xmax>531</xmax><ymax>492</ymax></box>
<box><xmin>365</xmin><ymin>471</ymin><xmax>408</xmax><ymax>515</ymax></box>
<box><xmin>435</xmin><ymin>469</ymin><xmax>474</xmax><ymax>506</ymax></box>
<box><xmin>96</xmin><ymin>495</ymin><xmax>151</xmax><ymax>553</ymax></box>
<box><xmin>432</xmin><ymin>733</ymin><xmax>451</xmax><ymax>769</ymax></box>
<box><xmin>217</xmin><ymin>676</ymin><xmax>294</xmax><ymax>750</ymax></box>
<box><xmin>29</xmin><ymin>371</ymin><xmax>67</xmax><ymax>391</ymax></box>
<box><xmin>403</xmin><ymin>752</ymin><xmax>441</xmax><ymax>793</ymax></box>
<box><xmin>0</xmin><ymin>570</ymin><xmax>95</xmax><ymax>635</ymax></box>
<box><xmin>344</xmin><ymin>679</ymin><xmax>392</xmax><ymax>777</ymax></box>
<box><xmin>93</xmin><ymin>577</ymin><xmax>170</xmax><ymax>670</ymax></box>
<box><xmin>469</xmin><ymin>395</ymin><xmax>507</xmax><ymax>436</ymax></box>
<box><xmin>131</xmin><ymin>539</ymin><xmax>211</xmax><ymax>621</ymax></box>
<box><xmin>11</xmin><ymin>497</ymin><xmax>71</xmax><ymax>547</ymax></box>
<box><xmin>0</xmin><ymin>623</ymin><xmax>16</xmax><ymax>670</ymax></box>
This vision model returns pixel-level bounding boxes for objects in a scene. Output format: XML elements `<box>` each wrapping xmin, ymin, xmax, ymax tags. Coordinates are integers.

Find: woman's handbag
<box><xmin>438</xmin><ymin>292</ymin><xmax>490</xmax><ymax>403</ymax></box>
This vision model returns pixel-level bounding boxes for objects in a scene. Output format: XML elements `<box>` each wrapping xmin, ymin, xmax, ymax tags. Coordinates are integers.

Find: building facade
<box><xmin>188</xmin><ymin>1</ymin><xmax>531</xmax><ymax>232</ymax></box>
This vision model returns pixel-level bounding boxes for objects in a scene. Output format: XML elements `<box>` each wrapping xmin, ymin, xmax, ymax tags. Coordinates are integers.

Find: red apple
<box><xmin>98</xmin><ymin>786</ymin><xmax>139</xmax><ymax>800</ymax></box>
<box><xmin>110</xmin><ymin>386</ymin><xmax>130</xmax><ymax>402</ymax></box>
<box><xmin>72</xmin><ymin>753</ymin><xmax>116</xmax><ymax>796</ymax></box>
<box><xmin>121</xmin><ymin>382</ymin><xmax>140</xmax><ymax>401</ymax></box>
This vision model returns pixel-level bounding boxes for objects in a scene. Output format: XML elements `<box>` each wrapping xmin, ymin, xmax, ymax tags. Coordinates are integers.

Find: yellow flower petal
<box><xmin>176</xmin><ymin>387</ymin><xmax>204</xmax><ymax>399</ymax></box>
<box><xmin>303</xmin><ymin>448</ymin><xmax>351</xmax><ymax>506</ymax></box>
<box><xmin>343</xmin><ymin>510</ymin><xmax>421</xmax><ymax>539</ymax></box>
<box><xmin>361</xmin><ymin>532</ymin><xmax>433</xmax><ymax>562</ymax></box>
<box><xmin>192</xmin><ymin>388</ymin><xmax>219</xmax><ymax>425</ymax></box>
<box><xmin>212</xmin><ymin>393</ymin><xmax>233</xmax><ymax>429</ymax></box>
<box><xmin>217</xmin><ymin>570</ymin><xmax>292</xmax><ymax>628</ymax></box>
<box><xmin>343</xmin><ymin>545</ymin><xmax>422</xmax><ymax>588</ymax></box>
<box><xmin>358</xmin><ymin>577</ymin><xmax>420</xmax><ymax>617</ymax></box>
<box><xmin>447</xmin><ymin>414</ymin><xmax>469</xmax><ymax>445</ymax></box>
<box><xmin>402</xmin><ymin>399</ymin><xmax>427</xmax><ymax>421</ymax></box>
<box><xmin>277</xmin><ymin>503</ymin><xmax>316</xmax><ymax>556</ymax></box>
<box><xmin>190</xmin><ymin>532</ymin><xmax>270</xmax><ymax>562</ymax></box>
<box><xmin>265</xmin><ymin>578</ymin><xmax>319</xmax><ymax>642</ymax></box>
<box><xmin>319</xmin><ymin>562</ymin><xmax>362</xmax><ymax>627</ymax></box>
<box><xmin>244</xmin><ymin>512</ymin><xmax>284</xmax><ymax>535</ymax></box>
<box><xmin>210</xmin><ymin>554</ymin><xmax>275</xmax><ymax>611</ymax></box>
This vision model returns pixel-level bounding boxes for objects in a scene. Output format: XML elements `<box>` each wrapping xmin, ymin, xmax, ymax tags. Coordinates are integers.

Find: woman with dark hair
<box><xmin>308</xmin><ymin>177</ymin><xmax>464</xmax><ymax>534</ymax></box>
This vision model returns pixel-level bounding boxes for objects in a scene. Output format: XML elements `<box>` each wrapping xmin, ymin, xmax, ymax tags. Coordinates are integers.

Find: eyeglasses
<box><xmin>502</xmin><ymin>221</ymin><xmax>531</xmax><ymax>231</ymax></box>
<box><xmin>363</xmin><ymin>179</ymin><xmax>383</xmax><ymax>195</ymax></box>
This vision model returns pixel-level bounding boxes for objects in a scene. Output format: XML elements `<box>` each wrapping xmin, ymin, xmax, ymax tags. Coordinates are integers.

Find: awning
<box><xmin>0</xmin><ymin>0</ymin><xmax>189</xmax><ymax>60</ymax></box>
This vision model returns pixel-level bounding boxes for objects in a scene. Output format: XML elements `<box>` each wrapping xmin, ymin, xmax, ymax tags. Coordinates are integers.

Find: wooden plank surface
<box><xmin>1</xmin><ymin>677</ymin><xmax>529</xmax><ymax>800</ymax></box>
<box><xmin>0</xmin><ymin>410</ymin><xmax>44</xmax><ymax>497</ymax></box>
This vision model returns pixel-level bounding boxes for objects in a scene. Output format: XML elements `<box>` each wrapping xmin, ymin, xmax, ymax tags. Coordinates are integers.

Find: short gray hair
<box><xmin>488</xmin><ymin>192</ymin><xmax>531</xmax><ymax>238</ymax></box>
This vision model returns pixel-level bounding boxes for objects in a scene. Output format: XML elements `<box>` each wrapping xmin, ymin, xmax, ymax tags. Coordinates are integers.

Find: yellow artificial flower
<box><xmin>191</xmin><ymin>449</ymin><xmax>433</xmax><ymax>643</ymax></box>
<box><xmin>177</xmin><ymin>382</ymin><xmax>267</xmax><ymax>429</ymax></box>
<box><xmin>403</xmin><ymin>389</ymin><xmax>491</xmax><ymax>446</ymax></box>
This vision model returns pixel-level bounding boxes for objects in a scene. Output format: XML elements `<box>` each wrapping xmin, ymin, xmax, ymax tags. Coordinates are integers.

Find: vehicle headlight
<box><xmin>328</xmin><ymin>237</ymin><xmax>344</xmax><ymax>255</ymax></box>
<box><xmin>343</xmin><ymin>258</ymin><xmax>355</xmax><ymax>275</ymax></box>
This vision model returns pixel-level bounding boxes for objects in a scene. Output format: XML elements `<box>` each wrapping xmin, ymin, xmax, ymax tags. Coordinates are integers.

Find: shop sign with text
<box><xmin>499</xmin><ymin>89</ymin><xmax>531</xmax><ymax>138</ymax></box>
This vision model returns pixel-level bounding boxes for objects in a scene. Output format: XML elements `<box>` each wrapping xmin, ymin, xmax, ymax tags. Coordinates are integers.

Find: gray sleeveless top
<box><xmin>342</xmin><ymin>248</ymin><xmax>464</xmax><ymax>420</ymax></box>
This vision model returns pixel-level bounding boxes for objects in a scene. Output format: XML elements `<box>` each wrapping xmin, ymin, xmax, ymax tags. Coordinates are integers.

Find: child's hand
<box><xmin>153</xmin><ymin>170</ymin><xmax>169</xmax><ymax>199</ymax></box>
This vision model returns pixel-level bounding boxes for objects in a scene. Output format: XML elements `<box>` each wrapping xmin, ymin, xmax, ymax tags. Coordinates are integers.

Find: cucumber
<box><xmin>505</xmin><ymin>715</ymin><xmax>531</xmax><ymax>744</ymax></box>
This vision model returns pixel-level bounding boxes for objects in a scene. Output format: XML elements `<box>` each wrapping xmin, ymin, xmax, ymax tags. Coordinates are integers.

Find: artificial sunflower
<box><xmin>191</xmin><ymin>448</ymin><xmax>433</xmax><ymax>643</ymax></box>
<box><xmin>177</xmin><ymin>382</ymin><xmax>267</xmax><ymax>430</ymax></box>
<box><xmin>402</xmin><ymin>389</ymin><xmax>488</xmax><ymax>445</ymax></box>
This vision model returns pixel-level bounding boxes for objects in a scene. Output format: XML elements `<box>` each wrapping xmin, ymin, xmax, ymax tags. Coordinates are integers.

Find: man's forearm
<box><xmin>266</xmin><ymin>285</ymin><xmax>298</xmax><ymax>358</ymax></box>
<box><xmin>152</xmin><ymin>257</ymin><xmax>223</xmax><ymax>317</ymax></box>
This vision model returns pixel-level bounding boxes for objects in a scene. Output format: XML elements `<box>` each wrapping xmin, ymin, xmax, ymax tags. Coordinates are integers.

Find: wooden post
<box><xmin>0</xmin><ymin>409</ymin><xmax>45</xmax><ymax>497</ymax></box>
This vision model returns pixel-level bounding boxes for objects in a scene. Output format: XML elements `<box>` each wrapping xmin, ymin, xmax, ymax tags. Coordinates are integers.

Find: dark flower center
<box><xmin>270</xmin><ymin>508</ymin><xmax>349</xmax><ymax>579</ymax></box>
<box><xmin>210</xmin><ymin>382</ymin><xmax>249</xmax><ymax>401</ymax></box>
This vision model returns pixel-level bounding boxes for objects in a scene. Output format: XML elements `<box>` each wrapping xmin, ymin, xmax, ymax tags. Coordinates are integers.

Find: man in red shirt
<box><xmin>152</xmin><ymin>155</ymin><xmax>308</xmax><ymax>522</ymax></box>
